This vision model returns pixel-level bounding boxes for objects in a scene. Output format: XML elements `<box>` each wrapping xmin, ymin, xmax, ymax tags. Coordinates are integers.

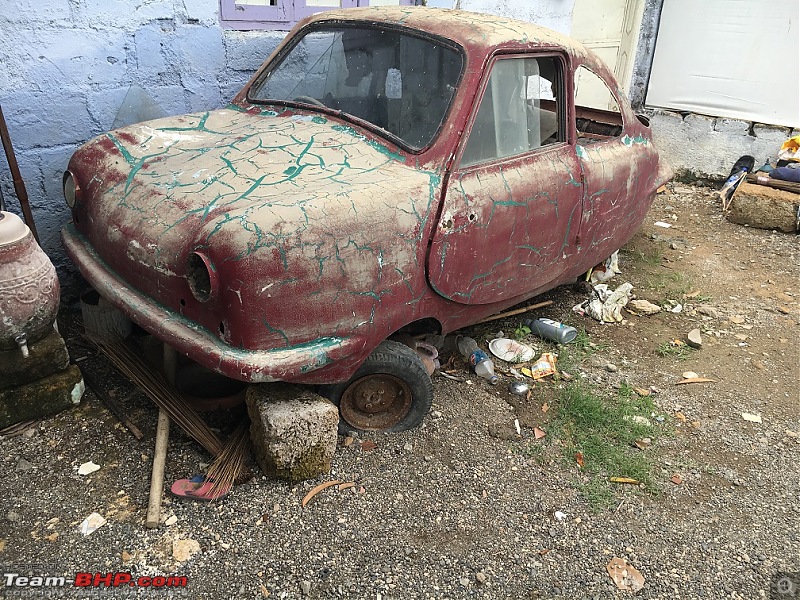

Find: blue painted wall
<box><xmin>0</xmin><ymin>0</ymin><xmax>284</xmax><ymax>300</ymax></box>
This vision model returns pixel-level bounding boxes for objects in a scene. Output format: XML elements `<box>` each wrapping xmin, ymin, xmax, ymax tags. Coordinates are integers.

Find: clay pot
<box><xmin>0</xmin><ymin>211</ymin><xmax>60</xmax><ymax>352</ymax></box>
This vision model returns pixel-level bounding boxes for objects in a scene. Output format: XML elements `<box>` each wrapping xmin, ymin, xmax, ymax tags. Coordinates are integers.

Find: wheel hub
<box><xmin>339</xmin><ymin>373</ymin><xmax>412</xmax><ymax>431</ymax></box>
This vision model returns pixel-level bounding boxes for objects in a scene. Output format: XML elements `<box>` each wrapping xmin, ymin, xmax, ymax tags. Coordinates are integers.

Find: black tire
<box><xmin>320</xmin><ymin>340</ymin><xmax>433</xmax><ymax>435</ymax></box>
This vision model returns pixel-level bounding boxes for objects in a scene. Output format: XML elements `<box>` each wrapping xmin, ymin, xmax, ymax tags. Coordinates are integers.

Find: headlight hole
<box><xmin>187</xmin><ymin>252</ymin><xmax>214</xmax><ymax>302</ymax></box>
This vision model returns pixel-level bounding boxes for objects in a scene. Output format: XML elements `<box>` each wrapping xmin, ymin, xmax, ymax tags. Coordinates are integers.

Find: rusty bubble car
<box><xmin>62</xmin><ymin>7</ymin><xmax>671</xmax><ymax>433</ymax></box>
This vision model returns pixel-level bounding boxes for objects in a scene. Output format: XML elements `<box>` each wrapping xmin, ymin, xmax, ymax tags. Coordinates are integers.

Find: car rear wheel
<box><xmin>321</xmin><ymin>340</ymin><xmax>433</xmax><ymax>435</ymax></box>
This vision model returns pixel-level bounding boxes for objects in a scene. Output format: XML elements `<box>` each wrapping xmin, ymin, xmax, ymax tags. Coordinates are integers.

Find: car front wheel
<box><xmin>320</xmin><ymin>340</ymin><xmax>433</xmax><ymax>435</ymax></box>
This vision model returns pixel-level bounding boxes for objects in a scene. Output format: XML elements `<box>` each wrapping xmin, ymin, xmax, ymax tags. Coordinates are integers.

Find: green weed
<box><xmin>548</xmin><ymin>380</ymin><xmax>664</xmax><ymax>511</ymax></box>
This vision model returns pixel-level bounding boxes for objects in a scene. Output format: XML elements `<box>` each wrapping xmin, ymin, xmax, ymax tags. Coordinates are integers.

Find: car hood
<box><xmin>69</xmin><ymin>106</ymin><xmax>438</xmax><ymax>307</ymax></box>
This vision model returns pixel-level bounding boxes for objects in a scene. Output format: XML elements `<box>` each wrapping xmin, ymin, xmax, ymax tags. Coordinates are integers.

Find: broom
<box><xmin>204</xmin><ymin>418</ymin><xmax>253</xmax><ymax>496</ymax></box>
<box><xmin>87</xmin><ymin>333</ymin><xmax>224</xmax><ymax>457</ymax></box>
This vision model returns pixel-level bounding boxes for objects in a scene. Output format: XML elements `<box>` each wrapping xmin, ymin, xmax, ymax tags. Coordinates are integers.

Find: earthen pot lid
<box><xmin>0</xmin><ymin>211</ymin><xmax>30</xmax><ymax>246</ymax></box>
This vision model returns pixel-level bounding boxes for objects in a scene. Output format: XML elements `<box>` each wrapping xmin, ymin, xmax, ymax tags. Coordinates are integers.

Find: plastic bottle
<box><xmin>525</xmin><ymin>318</ymin><xmax>578</xmax><ymax>344</ymax></box>
<box><xmin>456</xmin><ymin>336</ymin><xmax>499</xmax><ymax>384</ymax></box>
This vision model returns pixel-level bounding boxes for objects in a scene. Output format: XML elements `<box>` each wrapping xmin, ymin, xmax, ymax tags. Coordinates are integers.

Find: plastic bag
<box><xmin>778</xmin><ymin>135</ymin><xmax>800</xmax><ymax>162</ymax></box>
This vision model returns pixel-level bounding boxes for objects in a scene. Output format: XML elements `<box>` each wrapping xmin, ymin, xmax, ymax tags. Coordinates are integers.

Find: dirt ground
<box><xmin>1</xmin><ymin>183</ymin><xmax>798</xmax><ymax>599</ymax></box>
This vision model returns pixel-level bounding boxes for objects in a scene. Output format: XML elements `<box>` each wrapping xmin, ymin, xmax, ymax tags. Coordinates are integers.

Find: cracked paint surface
<box><xmin>62</xmin><ymin>8</ymin><xmax>669</xmax><ymax>384</ymax></box>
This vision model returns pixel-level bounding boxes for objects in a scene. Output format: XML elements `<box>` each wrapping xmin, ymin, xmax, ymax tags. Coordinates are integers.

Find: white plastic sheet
<box><xmin>646</xmin><ymin>0</ymin><xmax>800</xmax><ymax>127</ymax></box>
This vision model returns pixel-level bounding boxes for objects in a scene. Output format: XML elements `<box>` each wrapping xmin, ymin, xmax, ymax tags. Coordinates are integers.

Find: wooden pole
<box><xmin>0</xmin><ymin>105</ymin><xmax>39</xmax><ymax>243</ymax></box>
<box><xmin>145</xmin><ymin>344</ymin><xmax>175</xmax><ymax>528</ymax></box>
<box><xmin>473</xmin><ymin>300</ymin><xmax>554</xmax><ymax>325</ymax></box>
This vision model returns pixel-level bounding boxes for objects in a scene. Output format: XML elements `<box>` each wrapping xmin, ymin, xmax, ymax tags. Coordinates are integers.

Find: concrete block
<box><xmin>0</xmin><ymin>328</ymin><xmax>70</xmax><ymax>390</ymax></box>
<box><xmin>754</xmin><ymin>124</ymin><xmax>793</xmax><ymax>146</ymax></box>
<box><xmin>39</xmin><ymin>145</ymin><xmax>79</xmax><ymax>202</ymax></box>
<box><xmin>224</xmin><ymin>32</ymin><xmax>282</xmax><ymax>72</ymax></box>
<box><xmin>183</xmin><ymin>0</ymin><xmax>220</xmax><ymax>25</ymax></box>
<box><xmin>74</xmin><ymin>0</ymin><xmax>175</xmax><ymax>28</ymax></box>
<box><xmin>23</xmin><ymin>29</ymin><xmax>129</xmax><ymax>88</ymax></box>
<box><xmin>185</xmin><ymin>82</ymin><xmax>223</xmax><ymax>112</ymax></box>
<box><xmin>247</xmin><ymin>383</ymin><xmax>339</xmax><ymax>483</ymax></box>
<box><xmin>728</xmin><ymin>182</ymin><xmax>800</xmax><ymax>233</ymax></box>
<box><xmin>0</xmin><ymin>364</ymin><xmax>84</xmax><ymax>429</ymax></box>
<box><xmin>1</xmin><ymin>0</ymin><xmax>71</xmax><ymax>24</ymax></box>
<box><xmin>714</xmin><ymin>118</ymin><xmax>749</xmax><ymax>135</ymax></box>
<box><xmin>172</xmin><ymin>25</ymin><xmax>225</xmax><ymax>76</ymax></box>
<box><xmin>134</xmin><ymin>25</ymin><xmax>167</xmax><ymax>75</ymax></box>
<box><xmin>4</xmin><ymin>92</ymin><xmax>95</xmax><ymax>150</ymax></box>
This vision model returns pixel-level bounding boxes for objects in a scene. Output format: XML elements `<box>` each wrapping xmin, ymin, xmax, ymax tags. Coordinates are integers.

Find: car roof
<box><xmin>305</xmin><ymin>6</ymin><xmax>587</xmax><ymax>55</ymax></box>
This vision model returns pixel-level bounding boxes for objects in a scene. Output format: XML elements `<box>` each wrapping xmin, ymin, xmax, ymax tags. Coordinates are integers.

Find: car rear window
<box><xmin>248</xmin><ymin>26</ymin><xmax>464</xmax><ymax>150</ymax></box>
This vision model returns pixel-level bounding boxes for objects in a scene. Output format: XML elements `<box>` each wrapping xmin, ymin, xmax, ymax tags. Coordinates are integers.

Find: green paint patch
<box><xmin>331</xmin><ymin>124</ymin><xmax>404</xmax><ymax>162</ymax></box>
<box><xmin>311</xmin><ymin>116</ymin><xmax>327</xmax><ymax>125</ymax></box>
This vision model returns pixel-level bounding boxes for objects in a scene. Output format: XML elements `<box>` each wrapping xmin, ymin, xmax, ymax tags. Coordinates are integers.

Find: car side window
<box><xmin>574</xmin><ymin>65</ymin><xmax>624</xmax><ymax>142</ymax></box>
<box><xmin>461</xmin><ymin>56</ymin><xmax>562</xmax><ymax>167</ymax></box>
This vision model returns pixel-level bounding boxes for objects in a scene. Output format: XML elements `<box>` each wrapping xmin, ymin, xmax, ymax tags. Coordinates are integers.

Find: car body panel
<box><xmin>62</xmin><ymin>7</ymin><xmax>671</xmax><ymax>384</ymax></box>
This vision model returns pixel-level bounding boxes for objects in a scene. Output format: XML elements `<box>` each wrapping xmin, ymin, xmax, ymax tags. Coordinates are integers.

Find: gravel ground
<box><xmin>1</xmin><ymin>184</ymin><xmax>798</xmax><ymax>599</ymax></box>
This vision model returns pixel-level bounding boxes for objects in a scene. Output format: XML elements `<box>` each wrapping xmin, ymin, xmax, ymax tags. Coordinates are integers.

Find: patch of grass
<box><xmin>623</xmin><ymin>245</ymin><xmax>664</xmax><ymax>267</ymax></box>
<box><xmin>513</xmin><ymin>323</ymin><xmax>531</xmax><ymax>340</ymax></box>
<box><xmin>656</xmin><ymin>341</ymin><xmax>694</xmax><ymax>360</ymax></box>
<box><xmin>643</xmin><ymin>270</ymin><xmax>694</xmax><ymax>301</ymax></box>
<box><xmin>548</xmin><ymin>380</ymin><xmax>664</xmax><ymax>511</ymax></box>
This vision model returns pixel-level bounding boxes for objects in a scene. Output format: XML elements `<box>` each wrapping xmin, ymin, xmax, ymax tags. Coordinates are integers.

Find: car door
<box><xmin>572</xmin><ymin>64</ymin><xmax>660</xmax><ymax>264</ymax></box>
<box><xmin>427</xmin><ymin>53</ymin><xmax>584</xmax><ymax>305</ymax></box>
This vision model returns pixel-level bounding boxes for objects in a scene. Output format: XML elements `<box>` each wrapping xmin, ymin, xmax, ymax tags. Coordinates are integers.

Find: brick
<box><xmin>247</xmin><ymin>383</ymin><xmax>339</xmax><ymax>483</ymax></box>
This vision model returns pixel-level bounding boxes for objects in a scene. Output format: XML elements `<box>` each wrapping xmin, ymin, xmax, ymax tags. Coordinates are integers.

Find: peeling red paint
<box><xmin>61</xmin><ymin>8</ymin><xmax>670</xmax><ymax>384</ymax></box>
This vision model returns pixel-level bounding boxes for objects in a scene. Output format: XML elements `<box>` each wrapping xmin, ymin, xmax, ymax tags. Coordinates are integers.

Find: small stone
<box><xmin>696</xmin><ymin>306</ymin><xmax>719</xmax><ymax>318</ymax></box>
<box><xmin>172</xmin><ymin>539</ymin><xmax>201</xmax><ymax>562</ymax></box>
<box><xmin>682</xmin><ymin>371</ymin><xmax>699</xmax><ymax>379</ymax></box>
<box><xmin>273</xmin><ymin>503</ymin><xmax>281</xmax><ymax>513</ymax></box>
<box><xmin>605</xmin><ymin>363</ymin><xmax>618</xmax><ymax>373</ymax></box>
<box><xmin>6</xmin><ymin>512</ymin><xmax>20</xmax><ymax>523</ymax></box>
<box><xmin>78</xmin><ymin>461</ymin><xmax>101</xmax><ymax>476</ymax></box>
<box><xmin>476</xmin><ymin>572</ymin><xmax>487</xmax><ymax>584</ymax></box>
<box><xmin>403</xmin><ymin>442</ymin><xmax>413</xmax><ymax>452</ymax></box>
<box><xmin>165</xmin><ymin>515</ymin><xmax>178</xmax><ymax>526</ymax></box>
<box><xmin>15</xmin><ymin>458</ymin><xmax>34</xmax><ymax>472</ymax></box>
<box><xmin>300</xmin><ymin>580</ymin><xmax>312</xmax><ymax>595</ymax></box>
<box><xmin>460</xmin><ymin>577</ymin><xmax>470</xmax><ymax>587</ymax></box>
<box><xmin>121</xmin><ymin>551</ymin><xmax>132</xmax><ymax>562</ymax></box>
<box><xmin>729</xmin><ymin>315</ymin><xmax>745</xmax><ymax>324</ymax></box>
<box><xmin>432</xmin><ymin>410</ymin><xmax>443</xmax><ymax>419</ymax></box>
<box><xmin>628</xmin><ymin>299</ymin><xmax>661</xmax><ymax>315</ymax></box>
<box><xmin>686</xmin><ymin>329</ymin><xmax>702</xmax><ymax>349</ymax></box>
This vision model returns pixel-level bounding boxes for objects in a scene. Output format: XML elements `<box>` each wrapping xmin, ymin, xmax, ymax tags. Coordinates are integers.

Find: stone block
<box><xmin>247</xmin><ymin>383</ymin><xmax>339</xmax><ymax>483</ymax></box>
<box><xmin>714</xmin><ymin>118</ymin><xmax>749</xmax><ymax>135</ymax></box>
<box><xmin>0</xmin><ymin>363</ymin><xmax>84</xmax><ymax>429</ymax></box>
<box><xmin>172</xmin><ymin>25</ymin><xmax>225</xmax><ymax>76</ymax></box>
<box><xmin>1</xmin><ymin>0</ymin><xmax>71</xmax><ymax>25</ymax></box>
<box><xmin>3</xmin><ymin>91</ymin><xmax>95</xmax><ymax>150</ymax></box>
<box><xmin>728</xmin><ymin>182</ymin><xmax>800</xmax><ymax>233</ymax></box>
<box><xmin>0</xmin><ymin>328</ymin><xmax>70</xmax><ymax>391</ymax></box>
<box><xmin>134</xmin><ymin>25</ymin><xmax>168</xmax><ymax>75</ymax></box>
<box><xmin>224</xmin><ymin>32</ymin><xmax>282</xmax><ymax>72</ymax></box>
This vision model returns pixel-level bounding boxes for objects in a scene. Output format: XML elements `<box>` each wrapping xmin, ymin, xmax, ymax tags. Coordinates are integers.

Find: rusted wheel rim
<box><xmin>339</xmin><ymin>374</ymin><xmax>412</xmax><ymax>431</ymax></box>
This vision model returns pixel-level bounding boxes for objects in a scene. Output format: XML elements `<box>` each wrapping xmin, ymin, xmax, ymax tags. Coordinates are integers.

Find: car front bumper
<box><xmin>62</xmin><ymin>223</ymin><xmax>361</xmax><ymax>383</ymax></box>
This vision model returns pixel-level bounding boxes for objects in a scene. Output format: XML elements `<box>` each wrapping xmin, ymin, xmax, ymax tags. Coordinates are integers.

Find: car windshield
<box><xmin>248</xmin><ymin>26</ymin><xmax>463</xmax><ymax>150</ymax></box>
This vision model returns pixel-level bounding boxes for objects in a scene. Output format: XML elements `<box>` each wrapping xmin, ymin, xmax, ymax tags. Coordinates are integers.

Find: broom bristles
<box><xmin>205</xmin><ymin>419</ymin><xmax>252</xmax><ymax>495</ymax></box>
